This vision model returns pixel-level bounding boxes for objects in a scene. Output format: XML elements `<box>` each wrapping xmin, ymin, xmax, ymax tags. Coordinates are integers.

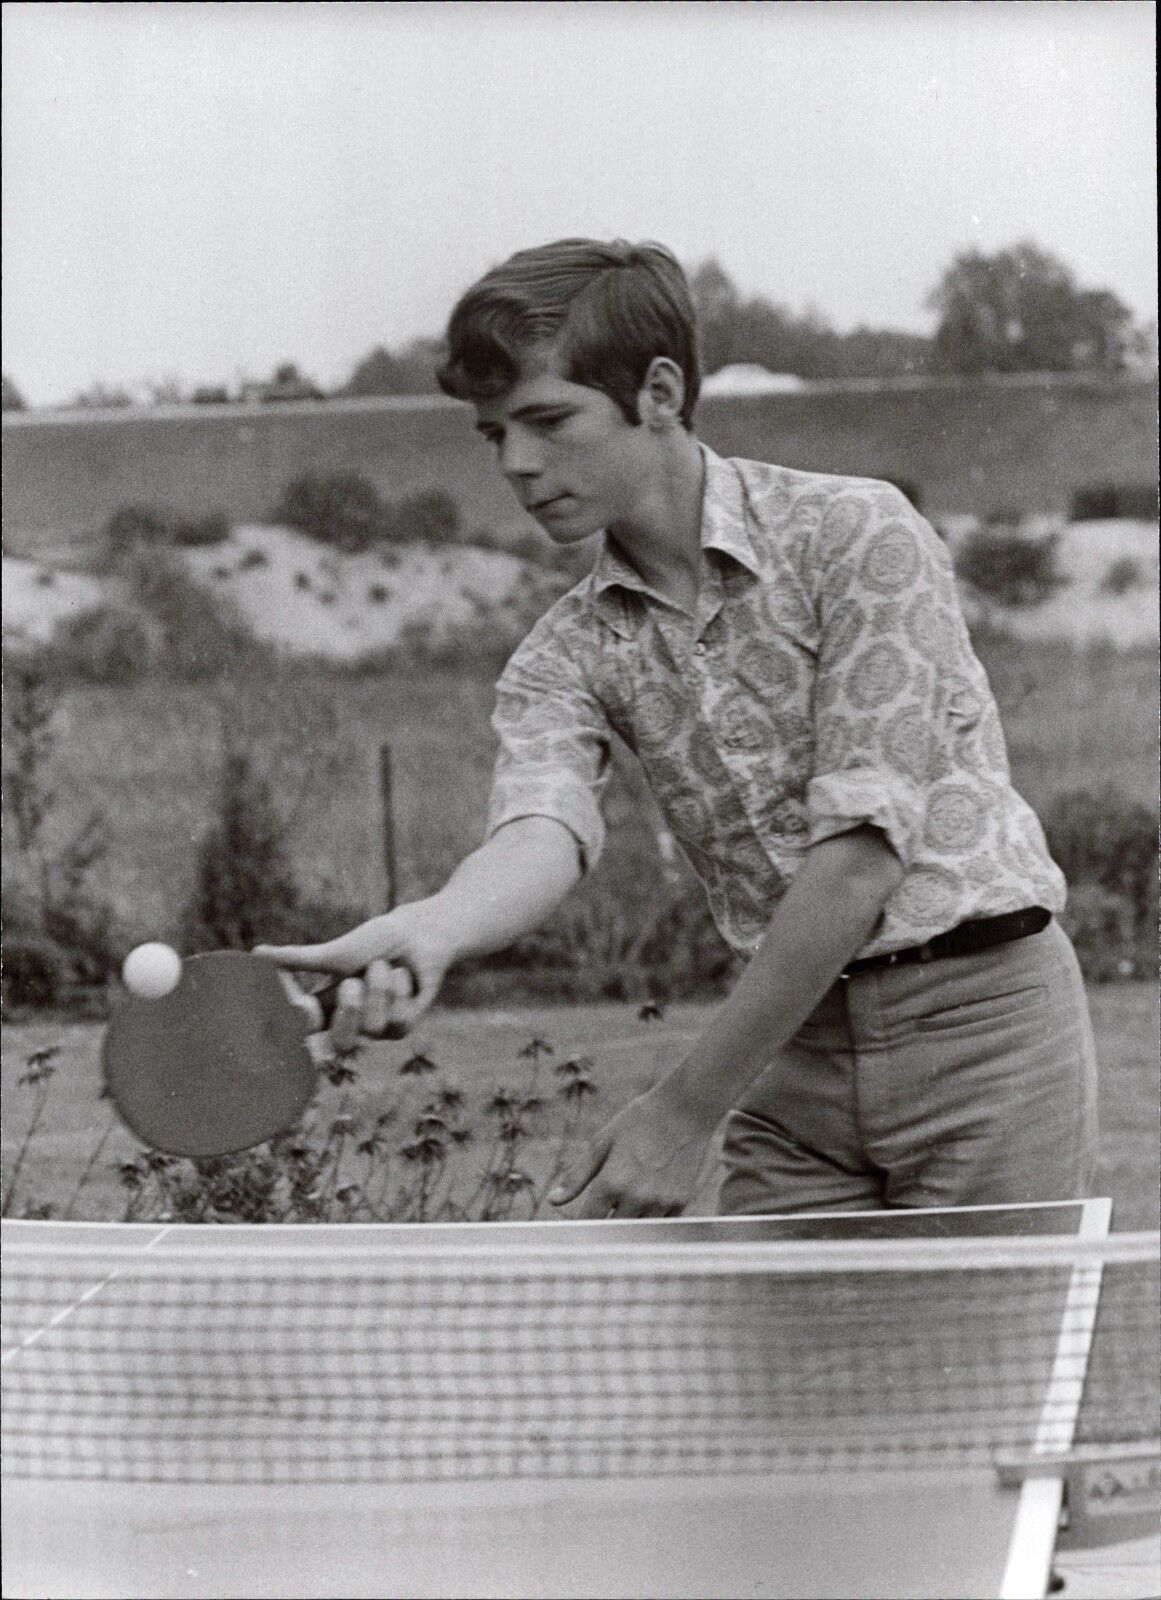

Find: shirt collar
<box><xmin>587</xmin><ymin>445</ymin><xmax>760</xmax><ymax>636</ymax></box>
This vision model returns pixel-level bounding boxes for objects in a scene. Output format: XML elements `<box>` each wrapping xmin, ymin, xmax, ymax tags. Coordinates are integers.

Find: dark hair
<box><xmin>437</xmin><ymin>239</ymin><xmax>701</xmax><ymax>428</ymax></box>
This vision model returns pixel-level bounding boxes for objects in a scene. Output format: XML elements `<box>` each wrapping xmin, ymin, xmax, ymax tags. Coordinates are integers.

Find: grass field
<box><xmin>5</xmin><ymin>633</ymin><xmax>1158</xmax><ymax>956</ymax></box>
<box><xmin>3</xmin><ymin>982</ymin><xmax>1157</xmax><ymax>1229</ymax></box>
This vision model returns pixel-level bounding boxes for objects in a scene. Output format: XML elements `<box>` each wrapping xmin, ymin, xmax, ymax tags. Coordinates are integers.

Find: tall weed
<box><xmin>2</xmin><ymin>664</ymin><xmax>120</xmax><ymax>1006</ymax></box>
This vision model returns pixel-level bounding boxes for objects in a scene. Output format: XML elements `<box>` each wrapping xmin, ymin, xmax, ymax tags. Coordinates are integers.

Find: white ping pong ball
<box><xmin>122</xmin><ymin>943</ymin><xmax>183</xmax><ymax>1000</ymax></box>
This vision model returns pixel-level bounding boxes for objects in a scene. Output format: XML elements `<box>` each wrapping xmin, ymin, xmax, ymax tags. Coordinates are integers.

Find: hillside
<box><xmin>3</xmin><ymin>517</ymin><xmax>1157</xmax><ymax>662</ymax></box>
<box><xmin>2</xmin><ymin>526</ymin><xmax>569</xmax><ymax>663</ymax></box>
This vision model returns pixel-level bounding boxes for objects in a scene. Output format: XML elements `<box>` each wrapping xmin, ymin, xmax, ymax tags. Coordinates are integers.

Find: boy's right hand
<box><xmin>254</xmin><ymin>901</ymin><xmax>453</xmax><ymax>1043</ymax></box>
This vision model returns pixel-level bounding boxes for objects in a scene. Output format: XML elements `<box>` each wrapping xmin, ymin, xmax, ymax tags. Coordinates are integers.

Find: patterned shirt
<box><xmin>486</xmin><ymin>445</ymin><xmax>1066</xmax><ymax>960</ymax></box>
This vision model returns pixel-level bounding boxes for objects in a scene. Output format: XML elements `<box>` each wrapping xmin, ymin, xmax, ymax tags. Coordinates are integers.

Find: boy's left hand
<box><xmin>548</xmin><ymin>1085</ymin><xmax>715</xmax><ymax>1218</ymax></box>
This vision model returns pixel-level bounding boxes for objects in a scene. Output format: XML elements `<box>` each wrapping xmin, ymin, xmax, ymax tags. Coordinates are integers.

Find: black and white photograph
<box><xmin>2</xmin><ymin>3</ymin><xmax>1158</xmax><ymax>1597</ymax></box>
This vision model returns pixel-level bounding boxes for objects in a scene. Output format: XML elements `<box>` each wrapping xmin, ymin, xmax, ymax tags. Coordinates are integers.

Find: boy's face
<box><xmin>472</xmin><ymin>351</ymin><xmax>654</xmax><ymax>544</ymax></box>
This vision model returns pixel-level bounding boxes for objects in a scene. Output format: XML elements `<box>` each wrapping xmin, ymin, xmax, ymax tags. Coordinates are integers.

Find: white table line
<box><xmin>1</xmin><ymin>1224</ymin><xmax>172</xmax><ymax>1365</ymax></box>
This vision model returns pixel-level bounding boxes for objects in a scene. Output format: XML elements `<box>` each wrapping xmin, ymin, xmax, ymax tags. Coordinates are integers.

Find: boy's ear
<box><xmin>638</xmin><ymin>357</ymin><xmax>686</xmax><ymax>429</ymax></box>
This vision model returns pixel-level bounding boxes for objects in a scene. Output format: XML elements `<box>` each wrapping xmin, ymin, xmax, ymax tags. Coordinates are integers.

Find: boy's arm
<box><xmin>255</xmin><ymin>815</ymin><xmax>582</xmax><ymax>1034</ymax></box>
<box><xmin>550</xmin><ymin>824</ymin><xmax>903</xmax><ymax>1217</ymax></box>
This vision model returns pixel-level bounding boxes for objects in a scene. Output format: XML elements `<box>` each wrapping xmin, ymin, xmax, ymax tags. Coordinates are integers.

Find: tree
<box><xmin>690</xmin><ymin>259</ymin><xmax>834</xmax><ymax>377</ymax></box>
<box><xmin>343</xmin><ymin>339</ymin><xmax>443</xmax><ymax>397</ymax></box>
<box><xmin>264</xmin><ymin>363</ymin><xmax>325</xmax><ymax>401</ymax></box>
<box><xmin>144</xmin><ymin>375</ymin><xmax>188</xmax><ymax>406</ymax></box>
<box><xmin>68</xmin><ymin>382</ymin><xmax>134</xmax><ymax>409</ymax></box>
<box><xmin>689</xmin><ymin>259</ymin><xmax>932</xmax><ymax>382</ymax></box>
<box><xmin>927</xmin><ymin>242</ymin><xmax>1138</xmax><ymax>375</ymax></box>
<box><xmin>2</xmin><ymin>375</ymin><xmax>26</xmax><ymax>411</ymax></box>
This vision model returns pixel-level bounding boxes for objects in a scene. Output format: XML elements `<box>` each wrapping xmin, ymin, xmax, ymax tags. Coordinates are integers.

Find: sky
<box><xmin>2</xmin><ymin>0</ymin><xmax>1156</xmax><ymax>406</ymax></box>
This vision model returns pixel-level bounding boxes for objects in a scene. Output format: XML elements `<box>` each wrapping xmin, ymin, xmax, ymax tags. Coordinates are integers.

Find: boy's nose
<box><xmin>499</xmin><ymin>432</ymin><xmax>543</xmax><ymax>479</ymax></box>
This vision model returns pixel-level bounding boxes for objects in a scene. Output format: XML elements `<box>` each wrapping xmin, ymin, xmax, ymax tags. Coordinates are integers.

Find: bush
<box><xmin>179</xmin><ymin>748</ymin><xmax>305</xmax><ymax>951</ymax></box>
<box><xmin>103</xmin><ymin>504</ymin><xmax>173</xmax><ymax>555</ymax></box>
<box><xmin>102</xmin><ymin>503</ymin><xmax>232</xmax><ymax>558</ymax></box>
<box><xmin>172</xmin><ymin>510</ymin><xmax>232</xmax><ymax>547</ymax></box>
<box><xmin>953</xmin><ymin>524</ymin><xmax>1067</xmax><ymax>608</ymax></box>
<box><xmin>50</xmin><ymin>605</ymin><xmax>158</xmax><ymax>685</ymax></box>
<box><xmin>1041</xmin><ymin>786</ymin><xmax>1157</xmax><ymax>924</ymax></box>
<box><xmin>1100</xmin><ymin>555</ymin><xmax>1146</xmax><ymax>596</ymax></box>
<box><xmin>1070</xmin><ymin>483</ymin><xmax>1160</xmax><ymax>522</ymax></box>
<box><xmin>177</xmin><ymin>739</ymin><xmax>365</xmax><ymax>955</ymax></box>
<box><xmin>1</xmin><ymin>931</ymin><xmax>71</xmax><ymax>1009</ymax></box>
<box><xmin>274</xmin><ymin>471</ymin><xmax>388</xmax><ymax>553</ymax></box>
<box><xmin>1058</xmin><ymin>884</ymin><xmax>1144</xmax><ymax>983</ymax></box>
<box><xmin>120</xmin><ymin>546</ymin><xmax>264</xmax><ymax>679</ymax></box>
<box><xmin>1042</xmin><ymin>785</ymin><xmax>1158</xmax><ymax>981</ymax></box>
<box><xmin>391</xmin><ymin>489</ymin><xmax>460</xmax><ymax>545</ymax></box>
<box><xmin>3</xmin><ymin>877</ymin><xmax>118</xmax><ymax>1002</ymax></box>
<box><xmin>2</xmin><ymin>666</ymin><xmax>124</xmax><ymax>1003</ymax></box>
<box><xmin>43</xmin><ymin>889</ymin><xmax>119</xmax><ymax>986</ymax></box>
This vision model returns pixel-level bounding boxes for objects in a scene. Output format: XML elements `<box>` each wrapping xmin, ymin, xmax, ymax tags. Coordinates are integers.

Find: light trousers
<box><xmin>718</xmin><ymin>921</ymin><xmax>1099</xmax><ymax>1215</ymax></box>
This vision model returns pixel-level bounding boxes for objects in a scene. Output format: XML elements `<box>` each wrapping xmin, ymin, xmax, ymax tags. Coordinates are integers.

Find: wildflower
<box><xmin>400</xmin><ymin>1051</ymin><xmax>440</xmax><ymax>1076</ymax></box>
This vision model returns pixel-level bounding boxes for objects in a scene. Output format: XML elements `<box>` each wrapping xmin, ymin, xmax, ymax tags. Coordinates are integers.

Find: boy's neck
<box><xmin>606</xmin><ymin>430</ymin><xmax>707</xmax><ymax>615</ymax></box>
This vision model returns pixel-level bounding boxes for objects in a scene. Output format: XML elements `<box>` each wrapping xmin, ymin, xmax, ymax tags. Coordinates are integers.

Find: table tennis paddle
<box><xmin>102</xmin><ymin>951</ymin><xmax>409</xmax><ymax>1158</ymax></box>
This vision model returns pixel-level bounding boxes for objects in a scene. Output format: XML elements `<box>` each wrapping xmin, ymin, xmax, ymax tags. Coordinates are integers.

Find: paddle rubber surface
<box><xmin>102</xmin><ymin>951</ymin><xmax>317</xmax><ymax>1157</ymax></box>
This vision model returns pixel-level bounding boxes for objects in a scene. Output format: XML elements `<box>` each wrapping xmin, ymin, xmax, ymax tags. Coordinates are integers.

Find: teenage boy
<box><xmin>258</xmin><ymin>239</ymin><xmax>1097</xmax><ymax>1219</ymax></box>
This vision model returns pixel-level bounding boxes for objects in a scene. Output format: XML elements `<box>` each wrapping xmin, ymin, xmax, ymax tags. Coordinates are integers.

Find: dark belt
<box><xmin>841</xmin><ymin>906</ymin><xmax>1052</xmax><ymax>979</ymax></box>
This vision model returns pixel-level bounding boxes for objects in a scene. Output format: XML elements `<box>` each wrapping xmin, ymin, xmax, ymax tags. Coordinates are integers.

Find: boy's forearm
<box><xmin>663</xmin><ymin>827</ymin><xmax>903</xmax><ymax>1126</ymax></box>
<box><xmin>429</xmin><ymin>816</ymin><xmax>583</xmax><ymax>963</ymax></box>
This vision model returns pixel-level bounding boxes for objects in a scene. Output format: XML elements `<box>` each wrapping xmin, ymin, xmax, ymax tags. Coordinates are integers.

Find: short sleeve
<box><xmin>487</xmin><ymin>608</ymin><xmax>613</xmax><ymax>874</ymax></box>
<box><xmin>805</xmin><ymin>487</ymin><xmax>966</xmax><ymax>868</ymax></box>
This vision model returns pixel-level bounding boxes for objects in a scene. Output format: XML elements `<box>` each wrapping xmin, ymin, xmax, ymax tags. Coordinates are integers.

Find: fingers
<box><xmin>254</xmin><ymin>922</ymin><xmax>393</xmax><ymax>977</ymax></box>
<box><xmin>547</xmin><ymin>1135</ymin><xmax>611</xmax><ymax>1210</ymax></box>
<box><xmin>328</xmin><ymin>977</ymin><xmax>366</xmax><ymax>1055</ymax></box>
<box><xmin>275</xmin><ymin>969</ymin><xmax>326</xmax><ymax>1035</ymax></box>
<box><xmin>571</xmin><ymin>1181</ymin><xmax>617</xmax><ymax>1221</ymax></box>
<box><xmin>254</xmin><ymin>915</ymin><xmax>437</xmax><ymax>1040</ymax></box>
<box><xmin>312</xmin><ymin>961</ymin><xmax>418</xmax><ymax>1054</ymax></box>
<box><xmin>363</xmin><ymin>959</ymin><xmax>415</xmax><ymax>1036</ymax></box>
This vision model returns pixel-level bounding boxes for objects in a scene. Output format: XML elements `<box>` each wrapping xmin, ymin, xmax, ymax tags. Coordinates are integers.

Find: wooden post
<box><xmin>377</xmin><ymin>741</ymin><xmax>398</xmax><ymax>912</ymax></box>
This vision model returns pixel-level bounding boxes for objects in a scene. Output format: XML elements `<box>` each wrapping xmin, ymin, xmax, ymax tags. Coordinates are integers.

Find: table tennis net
<box><xmin>3</xmin><ymin>1229</ymin><xmax>1157</xmax><ymax>1484</ymax></box>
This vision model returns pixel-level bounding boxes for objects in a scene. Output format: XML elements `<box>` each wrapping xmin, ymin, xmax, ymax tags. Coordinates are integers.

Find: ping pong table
<box><xmin>3</xmin><ymin>1200</ymin><xmax>1157</xmax><ymax>1599</ymax></box>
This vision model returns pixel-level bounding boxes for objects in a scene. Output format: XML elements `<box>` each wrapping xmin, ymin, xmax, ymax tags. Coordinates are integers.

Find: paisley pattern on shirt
<box><xmin>486</xmin><ymin>446</ymin><xmax>1065</xmax><ymax>959</ymax></box>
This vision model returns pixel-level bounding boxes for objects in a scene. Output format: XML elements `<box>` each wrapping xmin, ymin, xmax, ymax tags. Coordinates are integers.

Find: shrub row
<box><xmin>1070</xmin><ymin>483</ymin><xmax>1159</xmax><ymax>522</ymax></box>
<box><xmin>273</xmin><ymin>472</ymin><xmax>460</xmax><ymax>553</ymax></box>
<box><xmin>105</xmin><ymin>504</ymin><xmax>232</xmax><ymax>554</ymax></box>
<box><xmin>952</xmin><ymin>523</ymin><xmax>1067</xmax><ymax>609</ymax></box>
